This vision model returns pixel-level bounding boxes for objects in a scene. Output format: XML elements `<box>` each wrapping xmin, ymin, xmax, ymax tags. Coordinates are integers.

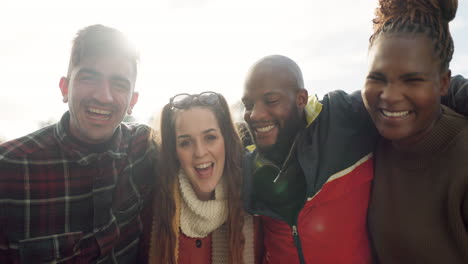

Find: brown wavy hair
<box><xmin>149</xmin><ymin>93</ymin><xmax>245</xmax><ymax>263</ymax></box>
<box><xmin>369</xmin><ymin>0</ymin><xmax>458</xmax><ymax>72</ymax></box>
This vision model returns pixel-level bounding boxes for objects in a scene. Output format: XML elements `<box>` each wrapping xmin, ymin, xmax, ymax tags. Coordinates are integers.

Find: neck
<box><xmin>261</xmin><ymin>133</ymin><xmax>299</xmax><ymax>167</ymax></box>
<box><xmin>196</xmin><ymin>190</ymin><xmax>215</xmax><ymax>201</ymax></box>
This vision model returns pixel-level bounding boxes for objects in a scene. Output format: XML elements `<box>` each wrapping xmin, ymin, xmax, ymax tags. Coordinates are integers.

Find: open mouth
<box><xmin>194</xmin><ymin>162</ymin><xmax>214</xmax><ymax>172</ymax></box>
<box><xmin>194</xmin><ymin>162</ymin><xmax>214</xmax><ymax>178</ymax></box>
<box><xmin>255</xmin><ymin>124</ymin><xmax>276</xmax><ymax>133</ymax></box>
<box><xmin>380</xmin><ymin>109</ymin><xmax>410</xmax><ymax>118</ymax></box>
<box><xmin>87</xmin><ymin>107</ymin><xmax>112</xmax><ymax>120</ymax></box>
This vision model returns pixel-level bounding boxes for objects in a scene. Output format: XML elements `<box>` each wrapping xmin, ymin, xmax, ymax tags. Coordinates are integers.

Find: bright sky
<box><xmin>1</xmin><ymin>0</ymin><xmax>467</xmax><ymax>141</ymax></box>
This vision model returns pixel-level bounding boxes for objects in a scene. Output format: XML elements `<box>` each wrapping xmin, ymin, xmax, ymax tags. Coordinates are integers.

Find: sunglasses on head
<box><xmin>170</xmin><ymin>91</ymin><xmax>220</xmax><ymax>109</ymax></box>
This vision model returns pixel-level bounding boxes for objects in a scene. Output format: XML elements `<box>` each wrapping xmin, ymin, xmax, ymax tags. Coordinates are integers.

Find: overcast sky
<box><xmin>1</xmin><ymin>0</ymin><xmax>467</xmax><ymax>140</ymax></box>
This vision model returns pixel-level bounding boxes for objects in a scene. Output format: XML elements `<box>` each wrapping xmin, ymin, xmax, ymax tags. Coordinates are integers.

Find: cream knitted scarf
<box><xmin>178</xmin><ymin>170</ymin><xmax>228</xmax><ymax>238</ymax></box>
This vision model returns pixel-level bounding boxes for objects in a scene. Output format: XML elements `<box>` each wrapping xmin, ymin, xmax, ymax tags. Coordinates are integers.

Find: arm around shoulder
<box><xmin>442</xmin><ymin>75</ymin><xmax>468</xmax><ymax>115</ymax></box>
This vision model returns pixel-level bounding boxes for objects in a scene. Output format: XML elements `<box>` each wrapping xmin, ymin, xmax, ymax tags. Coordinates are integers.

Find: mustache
<box><xmin>248</xmin><ymin>121</ymin><xmax>276</xmax><ymax>128</ymax></box>
<box><xmin>81</xmin><ymin>99</ymin><xmax>119</xmax><ymax>112</ymax></box>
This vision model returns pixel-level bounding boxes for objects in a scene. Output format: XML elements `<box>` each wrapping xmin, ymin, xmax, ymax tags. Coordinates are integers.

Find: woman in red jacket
<box><xmin>143</xmin><ymin>92</ymin><xmax>261</xmax><ymax>264</ymax></box>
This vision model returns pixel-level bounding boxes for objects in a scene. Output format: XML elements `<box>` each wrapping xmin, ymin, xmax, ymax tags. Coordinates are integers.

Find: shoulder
<box><xmin>120</xmin><ymin>122</ymin><xmax>158</xmax><ymax>162</ymax></box>
<box><xmin>320</xmin><ymin>90</ymin><xmax>364</xmax><ymax>113</ymax></box>
<box><xmin>308</xmin><ymin>90</ymin><xmax>375</xmax><ymax>134</ymax></box>
<box><xmin>0</xmin><ymin>124</ymin><xmax>57</xmax><ymax>161</ymax></box>
<box><xmin>121</xmin><ymin>123</ymin><xmax>154</xmax><ymax>149</ymax></box>
<box><xmin>442</xmin><ymin>110</ymin><xmax>468</xmax><ymax>159</ymax></box>
<box><xmin>450</xmin><ymin>75</ymin><xmax>468</xmax><ymax>88</ymax></box>
<box><xmin>121</xmin><ymin>122</ymin><xmax>152</xmax><ymax>138</ymax></box>
<box><xmin>443</xmin><ymin>107</ymin><xmax>468</xmax><ymax>140</ymax></box>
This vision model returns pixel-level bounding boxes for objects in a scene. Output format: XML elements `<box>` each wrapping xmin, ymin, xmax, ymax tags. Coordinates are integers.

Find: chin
<box><xmin>379</xmin><ymin>129</ymin><xmax>409</xmax><ymax>142</ymax></box>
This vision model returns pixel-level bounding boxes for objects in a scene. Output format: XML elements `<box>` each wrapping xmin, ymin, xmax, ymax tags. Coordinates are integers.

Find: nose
<box><xmin>247</xmin><ymin>103</ymin><xmax>268</xmax><ymax>122</ymax></box>
<box><xmin>93</xmin><ymin>80</ymin><xmax>114</xmax><ymax>103</ymax></box>
<box><xmin>380</xmin><ymin>82</ymin><xmax>404</xmax><ymax>105</ymax></box>
<box><xmin>194</xmin><ymin>140</ymin><xmax>208</xmax><ymax>158</ymax></box>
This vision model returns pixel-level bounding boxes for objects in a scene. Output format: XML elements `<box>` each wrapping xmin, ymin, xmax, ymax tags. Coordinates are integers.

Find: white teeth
<box><xmin>89</xmin><ymin>108</ymin><xmax>111</xmax><ymax>115</ymax></box>
<box><xmin>256</xmin><ymin>125</ymin><xmax>275</xmax><ymax>133</ymax></box>
<box><xmin>195</xmin><ymin>162</ymin><xmax>212</xmax><ymax>169</ymax></box>
<box><xmin>382</xmin><ymin>110</ymin><xmax>410</xmax><ymax>117</ymax></box>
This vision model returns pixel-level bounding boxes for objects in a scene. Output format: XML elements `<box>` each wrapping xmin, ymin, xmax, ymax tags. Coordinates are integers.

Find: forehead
<box><xmin>175</xmin><ymin>107</ymin><xmax>220</xmax><ymax>136</ymax></box>
<box><xmin>368</xmin><ymin>35</ymin><xmax>437</xmax><ymax>73</ymax></box>
<box><xmin>72</xmin><ymin>55</ymin><xmax>136</xmax><ymax>83</ymax></box>
<box><xmin>243</xmin><ymin>67</ymin><xmax>297</xmax><ymax>100</ymax></box>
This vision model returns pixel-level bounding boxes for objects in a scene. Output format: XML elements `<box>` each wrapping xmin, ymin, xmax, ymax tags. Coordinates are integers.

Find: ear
<box><xmin>126</xmin><ymin>91</ymin><xmax>139</xmax><ymax>115</ymax></box>
<box><xmin>439</xmin><ymin>70</ymin><xmax>451</xmax><ymax>96</ymax></box>
<box><xmin>59</xmin><ymin>77</ymin><xmax>69</xmax><ymax>103</ymax></box>
<box><xmin>296</xmin><ymin>89</ymin><xmax>308</xmax><ymax>109</ymax></box>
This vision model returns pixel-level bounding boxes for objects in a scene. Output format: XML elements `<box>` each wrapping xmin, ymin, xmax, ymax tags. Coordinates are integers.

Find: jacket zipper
<box><xmin>292</xmin><ymin>225</ymin><xmax>306</xmax><ymax>264</ymax></box>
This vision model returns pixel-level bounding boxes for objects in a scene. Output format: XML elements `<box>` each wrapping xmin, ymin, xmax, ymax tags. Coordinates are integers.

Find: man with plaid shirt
<box><xmin>0</xmin><ymin>25</ymin><xmax>156</xmax><ymax>263</ymax></box>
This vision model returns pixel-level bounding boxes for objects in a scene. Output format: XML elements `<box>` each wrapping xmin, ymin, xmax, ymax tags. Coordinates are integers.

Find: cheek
<box><xmin>274</xmin><ymin>106</ymin><xmax>292</xmax><ymax>124</ymax></box>
<box><xmin>244</xmin><ymin>111</ymin><xmax>251</xmax><ymax>123</ymax></box>
<box><xmin>176</xmin><ymin>148</ymin><xmax>192</xmax><ymax>169</ymax></box>
<box><xmin>216</xmin><ymin>141</ymin><xmax>226</xmax><ymax>168</ymax></box>
<box><xmin>415</xmin><ymin>89</ymin><xmax>440</xmax><ymax>107</ymax></box>
<box><xmin>362</xmin><ymin>85</ymin><xmax>378</xmax><ymax>105</ymax></box>
<box><xmin>116</xmin><ymin>93</ymin><xmax>132</xmax><ymax>107</ymax></box>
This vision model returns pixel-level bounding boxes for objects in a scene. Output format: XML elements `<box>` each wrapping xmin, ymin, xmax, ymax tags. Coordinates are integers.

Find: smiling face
<box><xmin>363</xmin><ymin>34</ymin><xmax>450</xmax><ymax>146</ymax></box>
<box><xmin>175</xmin><ymin>107</ymin><xmax>226</xmax><ymax>201</ymax></box>
<box><xmin>59</xmin><ymin>55</ymin><xmax>138</xmax><ymax>144</ymax></box>
<box><xmin>242</xmin><ymin>64</ymin><xmax>307</xmax><ymax>156</ymax></box>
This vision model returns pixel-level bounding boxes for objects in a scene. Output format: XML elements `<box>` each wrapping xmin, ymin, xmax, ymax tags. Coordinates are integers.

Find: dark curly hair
<box><xmin>369</xmin><ymin>0</ymin><xmax>458</xmax><ymax>72</ymax></box>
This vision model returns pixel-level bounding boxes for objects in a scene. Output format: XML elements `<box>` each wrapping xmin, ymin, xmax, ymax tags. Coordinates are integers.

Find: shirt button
<box><xmin>196</xmin><ymin>239</ymin><xmax>202</xmax><ymax>248</ymax></box>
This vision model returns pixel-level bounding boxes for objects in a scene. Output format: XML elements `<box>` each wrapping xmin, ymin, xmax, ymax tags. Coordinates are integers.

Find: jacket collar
<box><xmin>305</xmin><ymin>95</ymin><xmax>323</xmax><ymax>127</ymax></box>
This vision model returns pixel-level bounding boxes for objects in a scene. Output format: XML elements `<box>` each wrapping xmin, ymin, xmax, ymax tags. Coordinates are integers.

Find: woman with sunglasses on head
<box><xmin>363</xmin><ymin>0</ymin><xmax>468</xmax><ymax>263</ymax></box>
<box><xmin>140</xmin><ymin>92</ymin><xmax>262</xmax><ymax>264</ymax></box>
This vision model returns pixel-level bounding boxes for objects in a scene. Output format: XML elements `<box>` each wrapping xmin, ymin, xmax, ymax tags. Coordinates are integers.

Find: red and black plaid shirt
<box><xmin>0</xmin><ymin>112</ymin><xmax>156</xmax><ymax>263</ymax></box>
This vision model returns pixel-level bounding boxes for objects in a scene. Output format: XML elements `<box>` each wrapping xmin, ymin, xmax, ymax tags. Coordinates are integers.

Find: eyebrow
<box><xmin>368</xmin><ymin>72</ymin><xmax>385</xmax><ymax>77</ymax></box>
<box><xmin>203</xmin><ymin>128</ymin><xmax>217</xmax><ymax>134</ymax></box>
<box><xmin>263</xmin><ymin>91</ymin><xmax>280</xmax><ymax>97</ymax></box>
<box><xmin>400</xmin><ymin>72</ymin><xmax>425</xmax><ymax>79</ymax></box>
<box><xmin>77</xmin><ymin>68</ymin><xmax>101</xmax><ymax>77</ymax></box>
<box><xmin>176</xmin><ymin>128</ymin><xmax>217</xmax><ymax>139</ymax></box>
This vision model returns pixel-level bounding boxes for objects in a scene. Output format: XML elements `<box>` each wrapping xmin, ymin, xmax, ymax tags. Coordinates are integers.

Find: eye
<box><xmin>366</xmin><ymin>74</ymin><xmax>384</xmax><ymax>82</ymax></box>
<box><xmin>205</xmin><ymin>134</ymin><xmax>218</xmax><ymax>142</ymax></box>
<box><xmin>243</xmin><ymin>101</ymin><xmax>253</xmax><ymax>111</ymax></box>
<box><xmin>406</xmin><ymin>78</ymin><xmax>424</xmax><ymax>83</ymax></box>
<box><xmin>265</xmin><ymin>99</ymin><xmax>279</xmax><ymax>105</ymax></box>
<box><xmin>264</xmin><ymin>95</ymin><xmax>280</xmax><ymax>105</ymax></box>
<box><xmin>112</xmin><ymin>80</ymin><xmax>130</xmax><ymax>91</ymax></box>
<box><xmin>178</xmin><ymin>139</ymin><xmax>191</xmax><ymax>148</ymax></box>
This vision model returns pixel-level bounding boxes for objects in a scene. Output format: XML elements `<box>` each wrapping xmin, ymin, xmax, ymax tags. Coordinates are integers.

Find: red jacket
<box><xmin>259</xmin><ymin>155</ymin><xmax>373</xmax><ymax>264</ymax></box>
<box><xmin>178</xmin><ymin>217</ymin><xmax>264</xmax><ymax>264</ymax></box>
<box><xmin>138</xmin><ymin>209</ymin><xmax>264</xmax><ymax>263</ymax></box>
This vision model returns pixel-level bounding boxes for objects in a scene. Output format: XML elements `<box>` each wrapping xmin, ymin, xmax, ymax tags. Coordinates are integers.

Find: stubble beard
<box><xmin>254</xmin><ymin>111</ymin><xmax>304</xmax><ymax>166</ymax></box>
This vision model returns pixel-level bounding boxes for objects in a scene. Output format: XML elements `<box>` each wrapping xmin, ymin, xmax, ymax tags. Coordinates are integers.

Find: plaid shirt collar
<box><xmin>54</xmin><ymin>112</ymin><xmax>129</xmax><ymax>165</ymax></box>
